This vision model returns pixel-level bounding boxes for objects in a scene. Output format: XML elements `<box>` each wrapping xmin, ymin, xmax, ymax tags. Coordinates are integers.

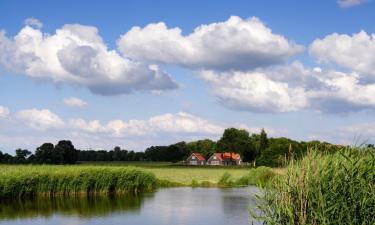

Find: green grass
<box><xmin>0</xmin><ymin>163</ymin><xmax>281</xmax><ymax>198</ymax></box>
<box><xmin>254</xmin><ymin>147</ymin><xmax>375</xmax><ymax>225</ymax></box>
<box><xmin>0</xmin><ymin>165</ymin><xmax>157</xmax><ymax>198</ymax></box>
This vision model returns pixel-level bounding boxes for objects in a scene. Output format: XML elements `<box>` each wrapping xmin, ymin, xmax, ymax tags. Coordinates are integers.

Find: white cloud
<box><xmin>0</xmin><ymin>106</ymin><xmax>9</xmax><ymax>118</ymax></box>
<box><xmin>69</xmin><ymin>112</ymin><xmax>225</xmax><ymax>137</ymax></box>
<box><xmin>0</xmin><ymin>21</ymin><xmax>178</xmax><ymax>95</ymax></box>
<box><xmin>198</xmin><ymin>61</ymin><xmax>375</xmax><ymax>113</ymax></box>
<box><xmin>16</xmin><ymin>108</ymin><xmax>65</xmax><ymax>130</ymax></box>
<box><xmin>117</xmin><ymin>16</ymin><xmax>303</xmax><ymax>71</ymax></box>
<box><xmin>63</xmin><ymin>97</ymin><xmax>88</xmax><ymax>108</ymax></box>
<box><xmin>337</xmin><ymin>0</ymin><xmax>367</xmax><ymax>7</ymax></box>
<box><xmin>198</xmin><ymin>69</ymin><xmax>309</xmax><ymax>113</ymax></box>
<box><xmin>309</xmin><ymin>31</ymin><xmax>375</xmax><ymax>78</ymax></box>
<box><xmin>24</xmin><ymin>17</ymin><xmax>43</xmax><ymax>29</ymax></box>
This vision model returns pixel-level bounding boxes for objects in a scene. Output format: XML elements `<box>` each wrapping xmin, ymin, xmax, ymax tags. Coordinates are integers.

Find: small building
<box><xmin>207</xmin><ymin>153</ymin><xmax>223</xmax><ymax>166</ymax></box>
<box><xmin>207</xmin><ymin>152</ymin><xmax>242</xmax><ymax>166</ymax></box>
<box><xmin>186</xmin><ymin>152</ymin><xmax>206</xmax><ymax>166</ymax></box>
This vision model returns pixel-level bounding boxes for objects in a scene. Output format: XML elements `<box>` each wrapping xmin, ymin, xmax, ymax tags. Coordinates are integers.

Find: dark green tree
<box><xmin>35</xmin><ymin>143</ymin><xmax>55</xmax><ymax>164</ymax></box>
<box><xmin>15</xmin><ymin>148</ymin><xmax>31</xmax><ymax>163</ymax></box>
<box><xmin>217</xmin><ymin>128</ymin><xmax>257</xmax><ymax>162</ymax></box>
<box><xmin>259</xmin><ymin>128</ymin><xmax>268</xmax><ymax>154</ymax></box>
<box><xmin>55</xmin><ymin>140</ymin><xmax>78</xmax><ymax>164</ymax></box>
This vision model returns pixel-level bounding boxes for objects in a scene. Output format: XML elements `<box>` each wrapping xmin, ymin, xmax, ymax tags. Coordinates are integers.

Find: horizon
<box><xmin>1</xmin><ymin>0</ymin><xmax>375</xmax><ymax>153</ymax></box>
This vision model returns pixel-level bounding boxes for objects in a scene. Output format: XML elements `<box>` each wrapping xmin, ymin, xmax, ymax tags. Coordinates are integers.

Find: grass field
<box><xmin>0</xmin><ymin>163</ymin><xmax>281</xmax><ymax>198</ymax></box>
<box><xmin>79</xmin><ymin>161</ymin><xmax>282</xmax><ymax>185</ymax></box>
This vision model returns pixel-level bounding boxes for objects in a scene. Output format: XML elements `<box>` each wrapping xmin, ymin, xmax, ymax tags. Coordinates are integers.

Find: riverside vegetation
<box><xmin>254</xmin><ymin>147</ymin><xmax>375</xmax><ymax>225</ymax></box>
<box><xmin>0</xmin><ymin>164</ymin><xmax>279</xmax><ymax>198</ymax></box>
<box><xmin>0</xmin><ymin>166</ymin><xmax>158</xmax><ymax>198</ymax></box>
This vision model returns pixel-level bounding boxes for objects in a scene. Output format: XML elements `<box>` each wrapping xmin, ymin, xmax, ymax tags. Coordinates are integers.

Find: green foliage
<box><xmin>145</xmin><ymin>141</ymin><xmax>189</xmax><ymax>162</ymax></box>
<box><xmin>254</xmin><ymin>147</ymin><xmax>375</xmax><ymax>225</ymax></box>
<box><xmin>217</xmin><ymin>128</ymin><xmax>257</xmax><ymax>162</ymax></box>
<box><xmin>236</xmin><ymin>166</ymin><xmax>276</xmax><ymax>187</ymax></box>
<box><xmin>186</xmin><ymin>139</ymin><xmax>217</xmax><ymax>159</ymax></box>
<box><xmin>217</xmin><ymin>167</ymin><xmax>277</xmax><ymax>187</ymax></box>
<box><xmin>0</xmin><ymin>166</ymin><xmax>158</xmax><ymax>198</ymax></box>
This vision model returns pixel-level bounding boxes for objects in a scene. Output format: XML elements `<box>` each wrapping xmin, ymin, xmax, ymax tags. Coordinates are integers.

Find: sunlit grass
<box><xmin>0</xmin><ymin>165</ymin><xmax>157</xmax><ymax>198</ymax></box>
<box><xmin>254</xmin><ymin>147</ymin><xmax>375</xmax><ymax>225</ymax></box>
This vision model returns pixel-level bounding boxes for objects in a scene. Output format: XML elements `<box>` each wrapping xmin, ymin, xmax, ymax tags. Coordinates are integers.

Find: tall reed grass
<box><xmin>0</xmin><ymin>165</ymin><xmax>158</xmax><ymax>198</ymax></box>
<box><xmin>254</xmin><ymin>147</ymin><xmax>375</xmax><ymax>225</ymax></box>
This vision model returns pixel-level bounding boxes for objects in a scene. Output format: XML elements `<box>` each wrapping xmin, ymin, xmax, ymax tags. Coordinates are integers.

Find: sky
<box><xmin>1</xmin><ymin>0</ymin><xmax>375</xmax><ymax>153</ymax></box>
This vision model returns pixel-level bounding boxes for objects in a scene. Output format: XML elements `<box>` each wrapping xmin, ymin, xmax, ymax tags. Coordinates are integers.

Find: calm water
<box><xmin>0</xmin><ymin>187</ymin><xmax>262</xmax><ymax>225</ymax></box>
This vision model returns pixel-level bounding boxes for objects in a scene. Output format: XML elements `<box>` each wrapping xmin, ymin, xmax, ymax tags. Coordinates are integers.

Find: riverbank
<box><xmin>0</xmin><ymin>164</ymin><xmax>280</xmax><ymax>198</ymax></box>
<box><xmin>0</xmin><ymin>166</ymin><xmax>158</xmax><ymax>198</ymax></box>
<box><xmin>255</xmin><ymin>147</ymin><xmax>375</xmax><ymax>225</ymax></box>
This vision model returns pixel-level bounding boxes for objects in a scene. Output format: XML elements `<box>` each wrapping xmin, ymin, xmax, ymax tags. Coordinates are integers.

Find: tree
<box><xmin>217</xmin><ymin>128</ymin><xmax>257</xmax><ymax>162</ymax></box>
<box><xmin>15</xmin><ymin>148</ymin><xmax>31</xmax><ymax>163</ymax></box>
<box><xmin>55</xmin><ymin>140</ymin><xmax>78</xmax><ymax>164</ymax></box>
<box><xmin>35</xmin><ymin>143</ymin><xmax>55</xmax><ymax>164</ymax></box>
<box><xmin>186</xmin><ymin>139</ymin><xmax>216</xmax><ymax>159</ymax></box>
<box><xmin>259</xmin><ymin>128</ymin><xmax>268</xmax><ymax>154</ymax></box>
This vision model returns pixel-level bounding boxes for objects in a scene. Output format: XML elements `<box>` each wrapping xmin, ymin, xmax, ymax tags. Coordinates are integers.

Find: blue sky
<box><xmin>0</xmin><ymin>0</ymin><xmax>375</xmax><ymax>153</ymax></box>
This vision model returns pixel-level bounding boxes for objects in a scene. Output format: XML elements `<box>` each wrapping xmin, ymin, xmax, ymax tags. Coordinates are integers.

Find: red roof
<box><xmin>213</xmin><ymin>152</ymin><xmax>240</xmax><ymax>161</ymax></box>
<box><xmin>231</xmin><ymin>153</ymin><xmax>240</xmax><ymax>160</ymax></box>
<box><xmin>213</xmin><ymin>153</ymin><xmax>223</xmax><ymax>160</ymax></box>
<box><xmin>193</xmin><ymin>152</ymin><xmax>205</xmax><ymax>161</ymax></box>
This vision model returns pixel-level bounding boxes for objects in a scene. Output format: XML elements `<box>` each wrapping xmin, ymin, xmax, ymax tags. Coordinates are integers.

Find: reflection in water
<box><xmin>0</xmin><ymin>195</ymin><xmax>146</xmax><ymax>220</ymax></box>
<box><xmin>0</xmin><ymin>187</ymin><xmax>262</xmax><ymax>225</ymax></box>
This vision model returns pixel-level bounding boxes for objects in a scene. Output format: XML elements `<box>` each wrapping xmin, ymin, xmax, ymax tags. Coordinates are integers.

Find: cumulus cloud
<box><xmin>24</xmin><ymin>17</ymin><xmax>43</xmax><ymax>29</ymax></box>
<box><xmin>198</xmin><ymin>70</ymin><xmax>308</xmax><ymax>112</ymax></box>
<box><xmin>309</xmin><ymin>31</ymin><xmax>375</xmax><ymax>78</ymax></box>
<box><xmin>0</xmin><ymin>106</ymin><xmax>9</xmax><ymax>118</ymax></box>
<box><xmin>198</xmin><ymin>61</ymin><xmax>375</xmax><ymax>113</ymax></box>
<box><xmin>63</xmin><ymin>97</ymin><xmax>88</xmax><ymax>108</ymax></box>
<box><xmin>118</xmin><ymin>16</ymin><xmax>303</xmax><ymax>71</ymax></box>
<box><xmin>337</xmin><ymin>0</ymin><xmax>368</xmax><ymax>7</ymax></box>
<box><xmin>0</xmin><ymin>22</ymin><xmax>178</xmax><ymax>95</ymax></box>
<box><xmin>69</xmin><ymin>112</ymin><xmax>225</xmax><ymax>137</ymax></box>
<box><xmin>16</xmin><ymin>108</ymin><xmax>65</xmax><ymax>130</ymax></box>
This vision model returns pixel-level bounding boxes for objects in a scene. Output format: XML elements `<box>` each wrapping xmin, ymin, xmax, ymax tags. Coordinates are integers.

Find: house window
<box><xmin>211</xmin><ymin>161</ymin><xmax>219</xmax><ymax>165</ymax></box>
<box><xmin>190</xmin><ymin>160</ymin><xmax>197</xmax><ymax>165</ymax></box>
<box><xmin>192</xmin><ymin>156</ymin><xmax>196</xmax><ymax>159</ymax></box>
<box><xmin>213</xmin><ymin>156</ymin><xmax>216</xmax><ymax>159</ymax></box>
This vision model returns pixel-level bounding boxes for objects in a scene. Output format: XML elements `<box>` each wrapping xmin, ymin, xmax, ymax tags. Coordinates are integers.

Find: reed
<box><xmin>0</xmin><ymin>165</ymin><xmax>158</xmax><ymax>198</ymax></box>
<box><xmin>254</xmin><ymin>147</ymin><xmax>375</xmax><ymax>225</ymax></box>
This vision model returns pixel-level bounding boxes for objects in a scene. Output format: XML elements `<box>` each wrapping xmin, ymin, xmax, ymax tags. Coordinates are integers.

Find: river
<box><xmin>0</xmin><ymin>187</ymin><xmax>262</xmax><ymax>225</ymax></box>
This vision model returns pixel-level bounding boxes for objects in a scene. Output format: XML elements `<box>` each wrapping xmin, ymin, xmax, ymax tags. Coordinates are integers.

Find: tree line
<box><xmin>0</xmin><ymin>128</ymin><xmax>362</xmax><ymax>166</ymax></box>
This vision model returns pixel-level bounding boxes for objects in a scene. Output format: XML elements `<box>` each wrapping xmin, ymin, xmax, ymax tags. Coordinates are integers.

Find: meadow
<box><xmin>0</xmin><ymin>163</ymin><xmax>279</xmax><ymax>198</ymax></box>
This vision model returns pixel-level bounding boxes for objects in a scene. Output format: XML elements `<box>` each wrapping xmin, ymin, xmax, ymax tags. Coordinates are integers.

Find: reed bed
<box><xmin>0</xmin><ymin>165</ymin><xmax>158</xmax><ymax>198</ymax></box>
<box><xmin>254</xmin><ymin>147</ymin><xmax>375</xmax><ymax>225</ymax></box>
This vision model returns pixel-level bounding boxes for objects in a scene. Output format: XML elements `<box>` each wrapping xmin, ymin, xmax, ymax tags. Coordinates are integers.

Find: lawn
<box><xmin>144</xmin><ymin>167</ymin><xmax>251</xmax><ymax>184</ymax></box>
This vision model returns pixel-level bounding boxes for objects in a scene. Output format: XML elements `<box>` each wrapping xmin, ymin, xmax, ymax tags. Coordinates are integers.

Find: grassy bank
<box><xmin>254</xmin><ymin>147</ymin><xmax>375</xmax><ymax>225</ymax></box>
<box><xmin>0</xmin><ymin>164</ymin><xmax>280</xmax><ymax>198</ymax></box>
<box><xmin>0</xmin><ymin>166</ymin><xmax>157</xmax><ymax>198</ymax></box>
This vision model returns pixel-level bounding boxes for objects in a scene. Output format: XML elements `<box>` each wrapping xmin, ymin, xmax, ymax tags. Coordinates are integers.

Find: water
<box><xmin>0</xmin><ymin>187</ymin><xmax>262</xmax><ymax>225</ymax></box>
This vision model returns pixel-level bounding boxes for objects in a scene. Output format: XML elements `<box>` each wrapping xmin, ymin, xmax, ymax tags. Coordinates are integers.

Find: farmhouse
<box><xmin>186</xmin><ymin>152</ymin><xmax>206</xmax><ymax>166</ymax></box>
<box><xmin>207</xmin><ymin>152</ymin><xmax>242</xmax><ymax>166</ymax></box>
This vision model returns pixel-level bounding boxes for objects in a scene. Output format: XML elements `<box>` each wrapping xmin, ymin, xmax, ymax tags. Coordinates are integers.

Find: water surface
<box><xmin>0</xmin><ymin>187</ymin><xmax>262</xmax><ymax>225</ymax></box>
